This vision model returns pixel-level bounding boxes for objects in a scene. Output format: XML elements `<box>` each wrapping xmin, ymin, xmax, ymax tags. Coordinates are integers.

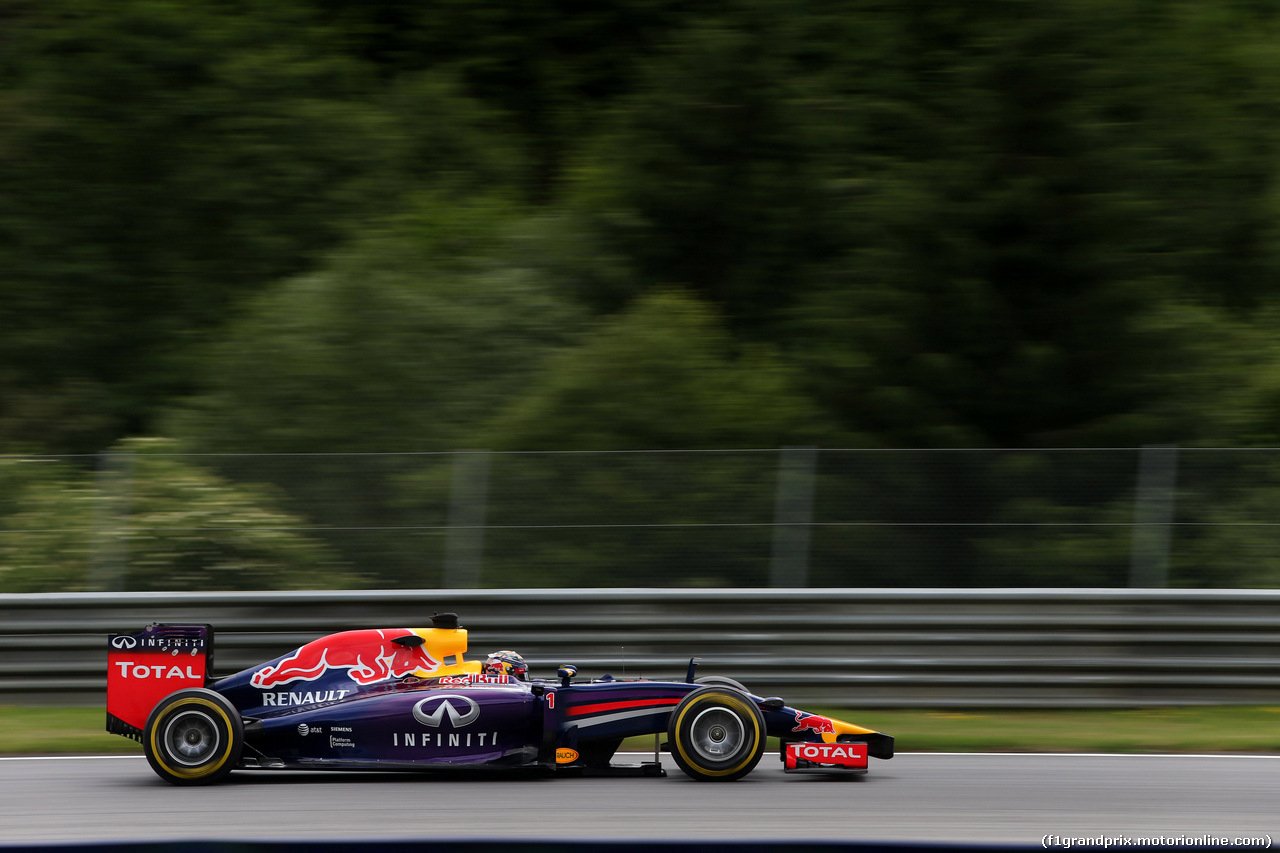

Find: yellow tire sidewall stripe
<box><xmin>673</xmin><ymin>693</ymin><xmax>762</xmax><ymax>777</ymax></box>
<box><xmin>149</xmin><ymin>696</ymin><xmax>235</xmax><ymax>780</ymax></box>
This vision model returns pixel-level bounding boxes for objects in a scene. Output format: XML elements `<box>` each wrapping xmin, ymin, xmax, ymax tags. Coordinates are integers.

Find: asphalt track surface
<box><xmin>2</xmin><ymin>752</ymin><xmax>1278</xmax><ymax>846</ymax></box>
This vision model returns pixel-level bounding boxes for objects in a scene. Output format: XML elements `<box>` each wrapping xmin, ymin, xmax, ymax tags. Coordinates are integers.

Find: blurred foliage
<box><xmin>483</xmin><ymin>290</ymin><xmax>838</xmax><ymax>450</ymax></box>
<box><xmin>155</xmin><ymin>198</ymin><xmax>587</xmax><ymax>585</ymax></box>
<box><xmin>561</xmin><ymin>22</ymin><xmax>832</xmax><ymax>332</ymax></box>
<box><xmin>9</xmin><ymin>0</ymin><xmax>1280</xmax><ymax>588</ymax></box>
<box><xmin>0</xmin><ymin>439</ymin><xmax>353</xmax><ymax>592</ymax></box>
<box><xmin>474</xmin><ymin>290</ymin><xmax>830</xmax><ymax>587</ymax></box>
<box><xmin>0</xmin><ymin>0</ymin><xmax>390</xmax><ymax>451</ymax></box>
<box><xmin>166</xmin><ymin>196</ymin><xmax>584</xmax><ymax>454</ymax></box>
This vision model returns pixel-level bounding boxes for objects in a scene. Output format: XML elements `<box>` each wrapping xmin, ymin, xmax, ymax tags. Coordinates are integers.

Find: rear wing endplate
<box><xmin>106</xmin><ymin>624</ymin><xmax>213</xmax><ymax>739</ymax></box>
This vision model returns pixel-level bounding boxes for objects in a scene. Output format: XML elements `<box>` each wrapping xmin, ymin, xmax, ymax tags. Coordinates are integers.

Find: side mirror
<box><xmin>685</xmin><ymin>657</ymin><xmax>702</xmax><ymax>683</ymax></box>
<box><xmin>558</xmin><ymin>665</ymin><xmax>578</xmax><ymax>687</ymax></box>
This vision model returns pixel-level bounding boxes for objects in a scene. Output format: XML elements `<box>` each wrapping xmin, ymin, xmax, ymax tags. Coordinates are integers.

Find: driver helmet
<box><xmin>483</xmin><ymin>650</ymin><xmax>528</xmax><ymax>681</ymax></box>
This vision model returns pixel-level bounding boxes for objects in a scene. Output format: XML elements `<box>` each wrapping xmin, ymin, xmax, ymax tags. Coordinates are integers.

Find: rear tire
<box><xmin>667</xmin><ymin>687</ymin><xmax>765</xmax><ymax>782</ymax></box>
<box><xmin>143</xmin><ymin>688</ymin><xmax>242</xmax><ymax>786</ymax></box>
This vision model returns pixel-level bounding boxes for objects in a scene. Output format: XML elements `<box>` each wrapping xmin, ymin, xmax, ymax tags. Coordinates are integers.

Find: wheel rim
<box><xmin>162</xmin><ymin>709</ymin><xmax>221</xmax><ymax>766</ymax></box>
<box><xmin>688</xmin><ymin>706</ymin><xmax>745</xmax><ymax>762</ymax></box>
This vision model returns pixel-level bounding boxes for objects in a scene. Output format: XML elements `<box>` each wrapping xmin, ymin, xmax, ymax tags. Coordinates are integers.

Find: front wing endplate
<box><xmin>782</xmin><ymin>741</ymin><xmax>868</xmax><ymax>774</ymax></box>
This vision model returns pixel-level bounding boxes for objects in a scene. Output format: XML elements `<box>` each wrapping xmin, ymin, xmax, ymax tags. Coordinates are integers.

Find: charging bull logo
<box><xmin>251</xmin><ymin>629</ymin><xmax>440</xmax><ymax>688</ymax></box>
<box><xmin>792</xmin><ymin>711</ymin><xmax>836</xmax><ymax>735</ymax></box>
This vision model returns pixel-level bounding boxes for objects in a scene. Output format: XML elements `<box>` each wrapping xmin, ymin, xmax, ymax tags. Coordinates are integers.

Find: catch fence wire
<box><xmin>4</xmin><ymin>446</ymin><xmax>1280</xmax><ymax>591</ymax></box>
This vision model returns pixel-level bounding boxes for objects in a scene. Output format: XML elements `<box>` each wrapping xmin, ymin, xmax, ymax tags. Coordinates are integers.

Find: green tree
<box><xmin>297</xmin><ymin>0</ymin><xmax>705</xmax><ymax>190</ymax></box>
<box><xmin>468</xmin><ymin>290</ymin><xmax>842</xmax><ymax>587</ymax></box>
<box><xmin>785</xmin><ymin>1</ymin><xmax>1280</xmax><ymax>448</ymax></box>
<box><xmin>168</xmin><ymin>197</ymin><xmax>583</xmax><ymax>454</ymax></box>
<box><xmin>0</xmin><ymin>0</ymin><xmax>527</xmax><ymax>454</ymax></box>
<box><xmin>485</xmin><ymin>289</ymin><xmax>837</xmax><ymax>450</ymax></box>
<box><xmin>0</xmin><ymin>0</ymin><xmax>389</xmax><ymax>451</ymax></box>
<box><xmin>0</xmin><ymin>439</ymin><xmax>352</xmax><ymax>592</ymax></box>
<box><xmin>164</xmin><ymin>199</ymin><xmax>585</xmax><ymax>584</ymax></box>
<box><xmin>559</xmin><ymin>19</ymin><xmax>833</xmax><ymax>334</ymax></box>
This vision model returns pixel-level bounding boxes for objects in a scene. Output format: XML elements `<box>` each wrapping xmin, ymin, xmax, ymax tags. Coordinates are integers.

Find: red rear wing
<box><xmin>106</xmin><ymin>624</ymin><xmax>212</xmax><ymax>738</ymax></box>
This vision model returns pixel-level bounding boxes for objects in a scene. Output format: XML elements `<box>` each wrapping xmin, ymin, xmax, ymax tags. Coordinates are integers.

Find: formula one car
<box><xmin>106</xmin><ymin>614</ymin><xmax>893</xmax><ymax>785</ymax></box>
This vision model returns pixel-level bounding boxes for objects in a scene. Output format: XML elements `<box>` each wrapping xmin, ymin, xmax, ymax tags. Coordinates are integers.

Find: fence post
<box><xmin>1129</xmin><ymin>444</ymin><xmax>1178</xmax><ymax>588</ymax></box>
<box><xmin>87</xmin><ymin>450</ymin><xmax>133</xmax><ymax>592</ymax></box>
<box><xmin>444</xmin><ymin>451</ymin><xmax>491</xmax><ymax>588</ymax></box>
<box><xmin>770</xmin><ymin>446</ymin><xmax>817</xmax><ymax>587</ymax></box>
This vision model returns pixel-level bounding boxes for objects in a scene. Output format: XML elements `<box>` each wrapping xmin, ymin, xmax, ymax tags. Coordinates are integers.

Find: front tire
<box><xmin>695</xmin><ymin>675</ymin><xmax>750</xmax><ymax>693</ymax></box>
<box><xmin>143</xmin><ymin>688</ymin><xmax>243</xmax><ymax>786</ymax></box>
<box><xmin>667</xmin><ymin>687</ymin><xmax>765</xmax><ymax>782</ymax></box>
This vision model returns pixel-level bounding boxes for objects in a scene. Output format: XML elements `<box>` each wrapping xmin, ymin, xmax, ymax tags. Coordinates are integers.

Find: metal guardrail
<box><xmin>3</xmin><ymin>589</ymin><xmax>1280</xmax><ymax>707</ymax></box>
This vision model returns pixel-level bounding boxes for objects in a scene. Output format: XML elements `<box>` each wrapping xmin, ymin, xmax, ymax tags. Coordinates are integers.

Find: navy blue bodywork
<box><xmin>214</xmin><ymin>668</ymin><xmax>892</xmax><ymax>773</ymax></box>
<box><xmin>111</xmin><ymin>622</ymin><xmax>893</xmax><ymax>778</ymax></box>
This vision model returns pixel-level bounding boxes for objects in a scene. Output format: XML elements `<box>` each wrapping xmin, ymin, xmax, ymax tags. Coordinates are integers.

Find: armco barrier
<box><xmin>3</xmin><ymin>588</ymin><xmax>1280</xmax><ymax>708</ymax></box>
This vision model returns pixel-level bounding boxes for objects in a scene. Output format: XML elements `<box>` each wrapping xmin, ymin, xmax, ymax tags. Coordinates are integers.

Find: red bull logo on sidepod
<box><xmin>792</xmin><ymin>711</ymin><xmax>836</xmax><ymax>735</ymax></box>
<box><xmin>251</xmin><ymin>629</ymin><xmax>441</xmax><ymax>688</ymax></box>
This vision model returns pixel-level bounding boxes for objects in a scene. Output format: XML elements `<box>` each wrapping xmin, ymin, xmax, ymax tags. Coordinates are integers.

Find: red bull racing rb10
<box><xmin>106</xmin><ymin>614</ymin><xmax>894</xmax><ymax>785</ymax></box>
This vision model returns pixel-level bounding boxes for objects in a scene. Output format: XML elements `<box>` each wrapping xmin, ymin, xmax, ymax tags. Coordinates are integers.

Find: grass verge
<box><xmin>5</xmin><ymin>705</ymin><xmax>1280</xmax><ymax>756</ymax></box>
<box><xmin>1</xmin><ymin>708</ymin><xmax>141</xmax><ymax>755</ymax></box>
